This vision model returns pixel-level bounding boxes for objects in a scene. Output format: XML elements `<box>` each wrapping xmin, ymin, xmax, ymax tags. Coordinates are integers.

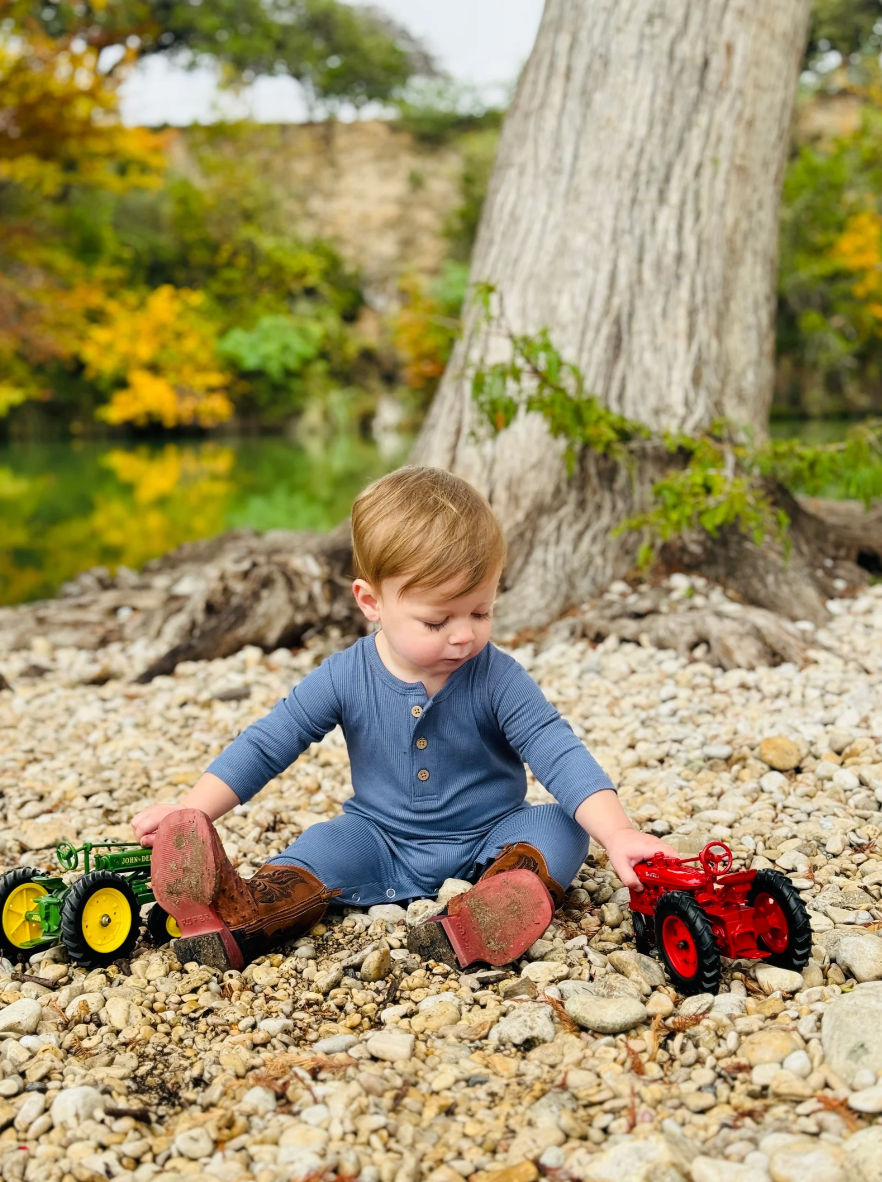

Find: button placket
<box><xmin>410</xmin><ymin>698</ymin><xmax>435</xmax><ymax>801</ymax></box>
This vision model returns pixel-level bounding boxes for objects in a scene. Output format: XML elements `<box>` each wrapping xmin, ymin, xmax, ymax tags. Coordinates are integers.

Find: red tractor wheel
<box><xmin>748</xmin><ymin>870</ymin><xmax>812</xmax><ymax>971</ymax></box>
<box><xmin>632</xmin><ymin>911</ymin><xmax>652</xmax><ymax>956</ymax></box>
<box><xmin>655</xmin><ymin>891</ymin><xmax>721</xmax><ymax>995</ymax></box>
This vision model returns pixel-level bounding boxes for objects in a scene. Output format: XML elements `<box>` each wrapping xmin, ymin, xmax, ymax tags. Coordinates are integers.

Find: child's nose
<box><xmin>450</xmin><ymin>622</ymin><xmax>475</xmax><ymax>645</ymax></box>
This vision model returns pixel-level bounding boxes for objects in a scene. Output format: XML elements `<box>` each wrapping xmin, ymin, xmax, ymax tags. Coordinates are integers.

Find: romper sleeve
<box><xmin>489</xmin><ymin>648</ymin><xmax>614</xmax><ymax>818</ymax></box>
<box><xmin>206</xmin><ymin>655</ymin><xmax>343</xmax><ymax>803</ymax></box>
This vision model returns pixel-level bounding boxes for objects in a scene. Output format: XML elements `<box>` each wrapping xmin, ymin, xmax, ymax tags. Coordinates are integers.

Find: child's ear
<box><xmin>352</xmin><ymin>579</ymin><xmax>381</xmax><ymax>622</ymax></box>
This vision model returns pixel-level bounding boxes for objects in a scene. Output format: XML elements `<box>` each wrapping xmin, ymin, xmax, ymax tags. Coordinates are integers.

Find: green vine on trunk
<box><xmin>468</xmin><ymin>283</ymin><xmax>882</xmax><ymax>565</ymax></box>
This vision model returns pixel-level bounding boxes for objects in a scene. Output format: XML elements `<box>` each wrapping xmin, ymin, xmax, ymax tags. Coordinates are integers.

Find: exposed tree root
<box><xmin>653</xmin><ymin>488</ymin><xmax>877</xmax><ymax>629</ymax></box>
<box><xmin>537</xmin><ymin>586</ymin><xmax>812</xmax><ymax>670</ymax></box>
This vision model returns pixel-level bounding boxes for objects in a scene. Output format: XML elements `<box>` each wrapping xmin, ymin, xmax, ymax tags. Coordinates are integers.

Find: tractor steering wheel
<box><xmin>699</xmin><ymin>841</ymin><xmax>733</xmax><ymax>876</ymax></box>
<box><xmin>56</xmin><ymin>840</ymin><xmax>79</xmax><ymax>872</ymax></box>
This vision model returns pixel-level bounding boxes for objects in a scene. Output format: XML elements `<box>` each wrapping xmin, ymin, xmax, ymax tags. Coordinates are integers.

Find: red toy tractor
<box><xmin>629</xmin><ymin>841</ymin><xmax>812</xmax><ymax>995</ymax></box>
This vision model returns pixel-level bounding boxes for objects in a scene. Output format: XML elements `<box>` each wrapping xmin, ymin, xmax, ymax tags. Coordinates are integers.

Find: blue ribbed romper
<box><xmin>207</xmin><ymin>633</ymin><xmax>614</xmax><ymax>906</ymax></box>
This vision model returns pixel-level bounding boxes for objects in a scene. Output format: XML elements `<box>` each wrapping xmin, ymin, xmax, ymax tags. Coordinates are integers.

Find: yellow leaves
<box><xmin>102</xmin><ymin>445</ymin><xmax>235</xmax><ymax>506</ymax></box>
<box><xmin>833</xmin><ymin>210</ymin><xmax>882</xmax><ymax>274</ymax></box>
<box><xmin>83</xmin><ymin>446</ymin><xmax>236</xmax><ymax>570</ymax></box>
<box><xmin>392</xmin><ymin>273</ymin><xmax>456</xmax><ymax>391</ymax></box>
<box><xmin>84</xmin><ymin>286</ymin><xmax>233</xmax><ymax>427</ymax></box>
<box><xmin>832</xmin><ymin>210</ymin><xmax>882</xmax><ymax>305</ymax></box>
<box><xmin>0</xmin><ymin>33</ymin><xmax>164</xmax><ymax>196</ymax></box>
<box><xmin>0</xmin><ymin>384</ymin><xmax>31</xmax><ymax>418</ymax></box>
<box><xmin>0</xmin><ymin>20</ymin><xmax>165</xmax><ymax>417</ymax></box>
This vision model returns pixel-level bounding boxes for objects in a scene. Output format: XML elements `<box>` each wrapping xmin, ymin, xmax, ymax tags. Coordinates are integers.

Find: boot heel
<box><xmin>406</xmin><ymin>919</ymin><xmax>458</xmax><ymax>967</ymax></box>
<box><xmin>172</xmin><ymin>929</ymin><xmax>243</xmax><ymax>973</ymax></box>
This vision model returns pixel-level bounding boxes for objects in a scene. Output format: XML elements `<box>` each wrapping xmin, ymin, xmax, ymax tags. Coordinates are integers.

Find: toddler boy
<box><xmin>134</xmin><ymin>467</ymin><xmax>673</xmax><ymax>971</ymax></box>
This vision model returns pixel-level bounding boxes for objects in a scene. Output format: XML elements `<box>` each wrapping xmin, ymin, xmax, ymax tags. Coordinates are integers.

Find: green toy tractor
<box><xmin>0</xmin><ymin>841</ymin><xmax>179</xmax><ymax>969</ymax></box>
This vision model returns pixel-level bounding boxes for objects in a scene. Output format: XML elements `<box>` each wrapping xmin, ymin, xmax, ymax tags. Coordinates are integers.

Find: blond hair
<box><xmin>351</xmin><ymin>467</ymin><xmax>506</xmax><ymax>597</ymax></box>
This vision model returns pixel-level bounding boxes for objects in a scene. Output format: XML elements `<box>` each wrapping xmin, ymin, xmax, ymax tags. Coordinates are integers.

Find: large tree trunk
<box><xmin>414</xmin><ymin>0</ymin><xmax>815</xmax><ymax>635</ymax></box>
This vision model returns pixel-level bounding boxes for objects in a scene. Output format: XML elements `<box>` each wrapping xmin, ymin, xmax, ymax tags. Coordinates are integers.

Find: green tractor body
<box><xmin>0</xmin><ymin>840</ymin><xmax>176</xmax><ymax>968</ymax></box>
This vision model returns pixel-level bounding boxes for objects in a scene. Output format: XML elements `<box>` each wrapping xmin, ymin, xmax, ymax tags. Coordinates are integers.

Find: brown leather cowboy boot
<box><xmin>477</xmin><ymin>843</ymin><xmax>566</xmax><ymax>909</ymax></box>
<box><xmin>151</xmin><ymin>809</ymin><xmax>340</xmax><ymax>971</ymax></box>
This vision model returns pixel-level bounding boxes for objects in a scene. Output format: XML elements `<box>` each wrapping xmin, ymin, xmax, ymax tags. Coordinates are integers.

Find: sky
<box><xmin>119</xmin><ymin>0</ymin><xmax>546</xmax><ymax>127</ymax></box>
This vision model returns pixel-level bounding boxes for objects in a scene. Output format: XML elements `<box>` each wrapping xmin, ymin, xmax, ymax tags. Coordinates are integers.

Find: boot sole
<box><xmin>421</xmin><ymin>870</ymin><xmax>554</xmax><ymax>969</ymax></box>
<box><xmin>151</xmin><ymin>809</ymin><xmax>244</xmax><ymax>971</ymax></box>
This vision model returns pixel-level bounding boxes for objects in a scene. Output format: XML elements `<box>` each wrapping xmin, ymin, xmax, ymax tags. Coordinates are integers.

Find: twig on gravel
<box><xmin>20</xmin><ymin>973</ymin><xmax>60</xmax><ymax>990</ymax></box>
<box><xmin>383</xmin><ymin>968</ymin><xmax>406</xmax><ymax>1006</ymax></box>
<box><xmin>105</xmin><ymin>1103</ymin><xmax>152</xmax><ymax>1123</ymax></box>
<box><xmin>664</xmin><ymin>1014</ymin><xmax>704</xmax><ymax>1032</ymax></box>
<box><xmin>813</xmin><ymin>1093</ymin><xmax>861</xmax><ymax>1133</ymax></box>
<box><xmin>625</xmin><ymin>1045</ymin><xmax>646</xmax><ymax>1076</ymax></box>
<box><xmin>541</xmin><ymin>994</ymin><xmax>580</xmax><ymax>1034</ymax></box>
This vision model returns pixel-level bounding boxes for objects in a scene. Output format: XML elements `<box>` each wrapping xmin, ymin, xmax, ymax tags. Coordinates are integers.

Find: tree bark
<box><xmin>414</xmin><ymin>0</ymin><xmax>814</xmax><ymax>635</ymax></box>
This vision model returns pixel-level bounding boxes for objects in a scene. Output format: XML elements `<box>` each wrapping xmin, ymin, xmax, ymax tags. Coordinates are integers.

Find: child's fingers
<box><xmin>611</xmin><ymin>855</ymin><xmax>642</xmax><ymax>890</ymax></box>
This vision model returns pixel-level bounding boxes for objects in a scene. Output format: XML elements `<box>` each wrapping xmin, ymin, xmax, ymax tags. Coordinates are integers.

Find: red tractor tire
<box><xmin>748</xmin><ymin>870</ymin><xmax>812</xmax><ymax>971</ymax></box>
<box><xmin>654</xmin><ymin>891</ymin><xmax>721</xmax><ymax>996</ymax></box>
<box><xmin>632</xmin><ymin>911</ymin><xmax>653</xmax><ymax>956</ymax></box>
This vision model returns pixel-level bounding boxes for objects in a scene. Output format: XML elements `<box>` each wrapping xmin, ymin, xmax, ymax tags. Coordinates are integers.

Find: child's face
<box><xmin>353</xmin><ymin>568</ymin><xmax>501</xmax><ymax>679</ymax></box>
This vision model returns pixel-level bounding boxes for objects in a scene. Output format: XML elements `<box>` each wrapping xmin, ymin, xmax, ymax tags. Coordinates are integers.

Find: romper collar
<box><xmin>364</xmin><ymin>631</ymin><xmax>474</xmax><ymax>704</ymax></box>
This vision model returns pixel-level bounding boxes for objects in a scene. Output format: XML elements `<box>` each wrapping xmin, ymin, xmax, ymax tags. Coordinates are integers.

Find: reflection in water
<box><xmin>1</xmin><ymin>435</ymin><xmax>408</xmax><ymax>605</ymax></box>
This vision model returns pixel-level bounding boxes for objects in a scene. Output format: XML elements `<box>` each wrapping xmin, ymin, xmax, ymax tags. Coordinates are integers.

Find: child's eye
<box><xmin>424</xmin><ymin>619</ymin><xmax>448</xmax><ymax>631</ymax></box>
<box><xmin>472</xmin><ymin>611</ymin><xmax>493</xmax><ymax>621</ymax></box>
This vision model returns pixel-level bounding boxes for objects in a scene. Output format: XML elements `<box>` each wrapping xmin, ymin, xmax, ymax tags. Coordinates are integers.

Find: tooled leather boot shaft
<box><xmin>478</xmin><ymin>842</ymin><xmax>566</xmax><ymax>909</ymax></box>
<box><xmin>235</xmin><ymin>864</ymin><xmax>341</xmax><ymax>944</ymax></box>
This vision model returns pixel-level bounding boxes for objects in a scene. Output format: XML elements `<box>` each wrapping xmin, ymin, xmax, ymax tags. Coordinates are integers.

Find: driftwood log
<box><xmin>0</xmin><ymin>495</ymin><xmax>880</xmax><ymax>681</ymax></box>
<box><xmin>0</xmin><ymin>525</ymin><xmax>366</xmax><ymax>683</ymax></box>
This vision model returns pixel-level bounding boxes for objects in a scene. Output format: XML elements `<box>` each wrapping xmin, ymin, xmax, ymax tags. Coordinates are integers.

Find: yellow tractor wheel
<box><xmin>60</xmin><ymin>871</ymin><xmax>140</xmax><ymax>968</ymax></box>
<box><xmin>0</xmin><ymin>869</ymin><xmax>48</xmax><ymax>962</ymax></box>
<box><xmin>146</xmin><ymin>902</ymin><xmax>180</xmax><ymax>945</ymax></box>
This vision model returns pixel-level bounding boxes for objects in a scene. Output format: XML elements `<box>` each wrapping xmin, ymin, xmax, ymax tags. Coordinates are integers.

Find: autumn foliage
<box><xmin>0</xmin><ymin>2</ymin><xmax>442</xmax><ymax>434</ymax></box>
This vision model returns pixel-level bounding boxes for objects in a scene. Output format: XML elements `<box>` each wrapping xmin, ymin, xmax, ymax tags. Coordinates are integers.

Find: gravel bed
<box><xmin>1</xmin><ymin>575</ymin><xmax>882</xmax><ymax>1182</ymax></box>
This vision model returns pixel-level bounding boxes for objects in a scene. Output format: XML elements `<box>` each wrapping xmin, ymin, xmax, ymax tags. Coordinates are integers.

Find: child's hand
<box><xmin>132</xmin><ymin>803</ymin><xmax>185</xmax><ymax>848</ymax></box>
<box><xmin>603</xmin><ymin>829</ymin><xmax>679</xmax><ymax>891</ymax></box>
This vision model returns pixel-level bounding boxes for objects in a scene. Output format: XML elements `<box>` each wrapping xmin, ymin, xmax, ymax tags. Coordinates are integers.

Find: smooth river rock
<box><xmin>50</xmin><ymin>1085</ymin><xmax>105</xmax><ymax>1129</ymax></box>
<box><xmin>364</xmin><ymin>1029</ymin><xmax>415</xmax><ymax>1062</ymax></box>
<box><xmin>0</xmin><ymin>998</ymin><xmax>42</xmax><ymax>1035</ymax></box>
<box><xmin>759</xmin><ymin>736</ymin><xmax>803</xmax><ymax>771</ymax></box>
<box><xmin>565</xmin><ymin>995</ymin><xmax>648</xmax><ymax>1034</ymax></box>
<box><xmin>755</xmin><ymin>965</ymin><xmax>804</xmax><ymax>994</ymax></box>
<box><xmin>836</xmin><ymin>934</ymin><xmax>882</xmax><ymax>982</ymax></box>
<box><xmin>822</xmin><ymin>983</ymin><xmax>882</xmax><ymax>1086</ymax></box>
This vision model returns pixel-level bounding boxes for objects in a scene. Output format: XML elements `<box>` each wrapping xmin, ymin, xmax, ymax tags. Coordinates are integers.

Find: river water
<box><xmin>1</xmin><ymin>434</ymin><xmax>408</xmax><ymax>606</ymax></box>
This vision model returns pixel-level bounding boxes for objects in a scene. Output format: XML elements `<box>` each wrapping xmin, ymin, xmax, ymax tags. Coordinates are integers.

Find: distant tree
<box><xmin>27</xmin><ymin>0</ymin><xmax>435</xmax><ymax>113</ymax></box>
<box><xmin>807</xmin><ymin>0</ymin><xmax>882</xmax><ymax>65</ymax></box>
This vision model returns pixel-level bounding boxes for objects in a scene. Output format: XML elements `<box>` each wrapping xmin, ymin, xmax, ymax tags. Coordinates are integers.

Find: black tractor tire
<box><xmin>654</xmin><ymin>891</ymin><xmax>721</xmax><ymax>996</ymax></box>
<box><xmin>748</xmin><ymin>869</ymin><xmax>812</xmax><ymax>971</ymax></box>
<box><xmin>0</xmin><ymin>868</ymin><xmax>47</xmax><ymax>963</ymax></box>
<box><xmin>146</xmin><ymin>902</ymin><xmax>181</xmax><ymax>946</ymax></box>
<box><xmin>60</xmin><ymin>871</ymin><xmax>140</xmax><ymax>969</ymax></box>
<box><xmin>632</xmin><ymin>910</ymin><xmax>653</xmax><ymax>956</ymax></box>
